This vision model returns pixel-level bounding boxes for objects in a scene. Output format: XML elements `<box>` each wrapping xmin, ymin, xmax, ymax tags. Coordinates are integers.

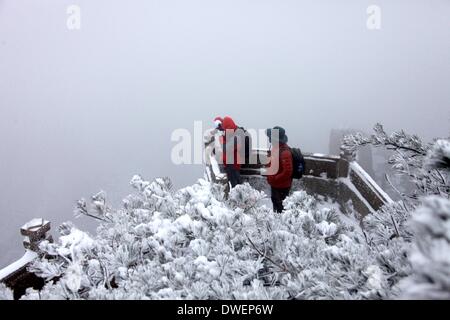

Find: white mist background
<box><xmin>0</xmin><ymin>0</ymin><xmax>449</xmax><ymax>266</ymax></box>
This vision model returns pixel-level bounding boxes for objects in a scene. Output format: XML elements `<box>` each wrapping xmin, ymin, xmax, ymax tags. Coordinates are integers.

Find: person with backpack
<box><xmin>214</xmin><ymin>116</ymin><xmax>243</xmax><ymax>188</ymax></box>
<box><xmin>265</xmin><ymin>126</ymin><xmax>305</xmax><ymax>213</ymax></box>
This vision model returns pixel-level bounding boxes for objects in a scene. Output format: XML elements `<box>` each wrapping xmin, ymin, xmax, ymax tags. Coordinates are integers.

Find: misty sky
<box><xmin>0</xmin><ymin>0</ymin><xmax>449</xmax><ymax>266</ymax></box>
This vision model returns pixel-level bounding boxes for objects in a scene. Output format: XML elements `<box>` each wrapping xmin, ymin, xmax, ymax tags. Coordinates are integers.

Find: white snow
<box><xmin>316</xmin><ymin>220</ymin><xmax>338</xmax><ymax>237</ymax></box>
<box><xmin>310</xmin><ymin>153</ymin><xmax>340</xmax><ymax>160</ymax></box>
<box><xmin>305</xmin><ymin>156</ymin><xmax>337</xmax><ymax>163</ymax></box>
<box><xmin>315</xmin><ymin>196</ymin><xmax>360</xmax><ymax>230</ymax></box>
<box><xmin>13</xmin><ymin>172</ymin><xmax>412</xmax><ymax>300</ymax></box>
<box><xmin>193</xmin><ymin>256</ymin><xmax>220</xmax><ymax>279</ymax></box>
<box><xmin>149</xmin><ymin>214</ymin><xmax>177</xmax><ymax>242</ymax></box>
<box><xmin>437</xmin><ymin>139</ymin><xmax>450</xmax><ymax>156</ymax></box>
<box><xmin>64</xmin><ymin>263</ymin><xmax>83</xmax><ymax>292</ymax></box>
<box><xmin>175</xmin><ymin>214</ymin><xmax>193</xmax><ymax>230</ymax></box>
<box><xmin>21</xmin><ymin>218</ymin><xmax>49</xmax><ymax>232</ymax></box>
<box><xmin>339</xmin><ymin>177</ymin><xmax>376</xmax><ymax>215</ymax></box>
<box><xmin>189</xmin><ymin>239</ymin><xmax>209</xmax><ymax>256</ymax></box>
<box><xmin>365</xmin><ymin>265</ymin><xmax>385</xmax><ymax>291</ymax></box>
<box><xmin>0</xmin><ymin>250</ymin><xmax>38</xmax><ymax>281</ymax></box>
<box><xmin>209</xmin><ymin>154</ymin><xmax>226</xmax><ymax>180</ymax></box>
<box><xmin>58</xmin><ymin>228</ymin><xmax>94</xmax><ymax>261</ymax></box>
<box><xmin>204</xmin><ymin>166</ymin><xmax>212</xmax><ymax>182</ymax></box>
<box><xmin>196</xmin><ymin>203</ymin><xmax>212</xmax><ymax>220</ymax></box>
<box><xmin>350</xmin><ymin>162</ymin><xmax>393</xmax><ymax>204</ymax></box>
<box><xmin>426</xmin><ymin>139</ymin><xmax>450</xmax><ymax>168</ymax></box>
<box><xmin>194</xmin><ymin>255</ymin><xmax>208</xmax><ymax>265</ymax></box>
<box><xmin>174</xmin><ymin>272</ymin><xmax>185</xmax><ymax>282</ymax></box>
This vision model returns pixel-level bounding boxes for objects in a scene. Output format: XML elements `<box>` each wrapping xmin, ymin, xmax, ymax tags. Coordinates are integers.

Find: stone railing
<box><xmin>0</xmin><ymin>218</ymin><xmax>51</xmax><ymax>299</ymax></box>
<box><xmin>205</xmin><ymin>143</ymin><xmax>393</xmax><ymax>216</ymax></box>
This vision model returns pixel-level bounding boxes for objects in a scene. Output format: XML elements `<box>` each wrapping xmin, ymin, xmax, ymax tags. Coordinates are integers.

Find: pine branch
<box><xmin>245</xmin><ymin>233</ymin><xmax>288</xmax><ymax>273</ymax></box>
<box><xmin>384</xmin><ymin>141</ymin><xmax>427</xmax><ymax>156</ymax></box>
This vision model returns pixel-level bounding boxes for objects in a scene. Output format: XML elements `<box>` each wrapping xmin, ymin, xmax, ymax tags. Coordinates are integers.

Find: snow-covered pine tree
<box><xmin>20</xmin><ymin>175</ymin><xmax>393</xmax><ymax>300</ymax></box>
<box><xmin>399</xmin><ymin>139</ymin><xmax>450</xmax><ymax>299</ymax></box>
<box><xmin>343</xmin><ymin>126</ymin><xmax>450</xmax><ymax>298</ymax></box>
<box><xmin>342</xmin><ymin>123</ymin><xmax>449</xmax><ymax>201</ymax></box>
<box><xmin>15</xmin><ymin>126</ymin><xmax>449</xmax><ymax>300</ymax></box>
<box><xmin>0</xmin><ymin>284</ymin><xmax>13</xmax><ymax>300</ymax></box>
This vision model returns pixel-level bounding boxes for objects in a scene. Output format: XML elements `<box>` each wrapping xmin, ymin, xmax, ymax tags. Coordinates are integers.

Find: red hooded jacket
<box><xmin>219</xmin><ymin>116</ymin><xmax>241</xmax><ymax>170</ymax></box>
<box><xmin>267</xmin><ymin>143</ymin><xmax>293</xmax><ymax>189</ymax></box>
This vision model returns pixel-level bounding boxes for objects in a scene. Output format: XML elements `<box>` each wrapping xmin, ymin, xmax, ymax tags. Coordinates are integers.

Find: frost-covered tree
<box><xmin>362</xmin><ymin>201</ymin><xmax>412</xmax><ymax>290</ymax></box>
<box><xmin>0</xmin><ymin>284</ymin><xmax>13</xmax><ymax>300</ymax></box>
<box><xmin>399</xmin><ymin>196</ymin><xmax>450</xmax><ymax>299</ymax></box>
<box><xmin>18</xmin><ymin>125</ymin><xmax>449</xmax><ymax>300</ymax></box>
<box><xmin>344</xmin><ymin>126</ymin><xmax>450</xmax><ymax>299</ymax></box>
<box><xmin>343</xmin><ymin>124</ymin><xmax>449</xmax><ymax>201</ymax></box>
<box><xmin>21</xmin><ymin>176</ymin><xmax>394</xmax><ymax>300</ymax></box>
<box><xmin>398</xmin><ymin>139</ymin><xmax>450</xmax><ymax>299</ymax></box>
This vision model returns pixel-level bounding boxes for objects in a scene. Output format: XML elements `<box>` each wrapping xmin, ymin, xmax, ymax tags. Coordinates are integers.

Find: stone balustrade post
<box><xmin>337</xmin><ymin>145</ymin><xmax>355</xmax><ymax>178</ymax></box>
<box><xmin>20</xmin><ymin>218</ymin><xmax>53</xmax><ymax>255</ymax></box>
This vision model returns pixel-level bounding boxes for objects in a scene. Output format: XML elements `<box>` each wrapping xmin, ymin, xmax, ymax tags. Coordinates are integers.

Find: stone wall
<box><xmin>206</xmin><ymin>145</ymin><xmax>392</xmax><ymax>217</ymax></box>
<box><xmin>2</xmin><ymin>263</ymin><xmax>44</xmax><ymax>300</ymax></box>
<box><xmin>0</xmin><ymin>219</ymin><xmax>49</xmax><ymax>299</ymax></box>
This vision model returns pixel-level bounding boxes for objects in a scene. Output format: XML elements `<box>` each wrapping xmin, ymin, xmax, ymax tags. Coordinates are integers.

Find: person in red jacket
<box><xmin>215</xmin><ymin>116</ymin><xmax>242</xmax><ymax>188</ymax></box>
<box><xmin>265</xmin><ymin>126</ymin><xmax>293</xmax><ymax>213</ymax></box>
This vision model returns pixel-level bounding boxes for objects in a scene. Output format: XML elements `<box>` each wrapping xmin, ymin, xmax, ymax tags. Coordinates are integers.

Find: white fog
<box><xmin>0</xmin><ymin>0</ymin><xmax>449</xmax><ymax>269</ymax></box>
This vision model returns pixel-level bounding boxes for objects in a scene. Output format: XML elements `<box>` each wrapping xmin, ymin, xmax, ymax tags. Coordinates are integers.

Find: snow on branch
<box><xmin>400</xmin><ymin>196</ymin><xmax>450</xmax><ymax>299</ymax></box>
<box><xmin>343</xmin><ymin>124</ymin><xmax>449</xmax><ymax>201</ymax></box>
<box><xmin>20</xmin><ymin>175</ymin><xmax>404</xmax><ymax>300</ymax></box>
<box><xmin>425</xmin><ymin>139</ymin><xmax>450</xmax><ymax>170</ymax></box>
<box><xmin>15</xmin><ymin>129</ymin><xmax>450</xmax><ymax>300</ymax></box>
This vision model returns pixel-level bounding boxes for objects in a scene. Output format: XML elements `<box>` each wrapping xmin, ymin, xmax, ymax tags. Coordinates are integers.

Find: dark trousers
<box><xmin>225</xmin><ymin>165</ymin><xmax>241</xmax><ymax>188</ymax></box>
<box><xmin>271</xmin><ymin>187</ymin><xmax>291</xmax><ymax>213</ymax></box>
